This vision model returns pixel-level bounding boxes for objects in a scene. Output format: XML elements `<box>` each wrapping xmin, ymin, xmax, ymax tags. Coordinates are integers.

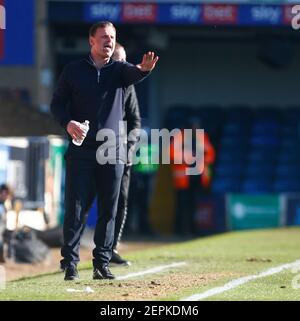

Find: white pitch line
<box><xmin>116</xmin><ymin>262</ymin><xmax>187</xmax><ymax>280</ymax></box>
<box><xmin>67</xmin><ymin>286</ymin><xmax>94</xmax><ymax>293</ymax></box>
<box><xmin>181</xmin><ymin>259</ymin><xmax>300</xmax><ymax>301</ymax></box>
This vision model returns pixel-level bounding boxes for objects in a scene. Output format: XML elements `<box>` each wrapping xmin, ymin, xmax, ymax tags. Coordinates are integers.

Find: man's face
<box><xmin>89</xmin><ymin>26</ymin><xmax>116</xmax><ymax>59</ymax></box>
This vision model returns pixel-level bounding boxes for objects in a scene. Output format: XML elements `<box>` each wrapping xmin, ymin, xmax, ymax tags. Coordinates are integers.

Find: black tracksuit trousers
<box><xmin>60</xmin><ymin>156</ymin><xmax>124</xmax><ymax>268</ymax></box>
<box><xmin>113</xmin><ymin>165</ymin><xmax>131</xmax><ymax>249</ymax></box>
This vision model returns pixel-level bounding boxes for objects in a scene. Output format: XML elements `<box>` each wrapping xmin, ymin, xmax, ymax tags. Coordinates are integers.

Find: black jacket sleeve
<box><xmin>121</xmin><ymin>61</ymin><xmax>150</xmax><ymax>87</ymax></box>
<box><xmin>50</xmin><ymin>65</ymin><xmax>72</xmax><ymax>129</ymax></box>
<box><xmin>124</xmin><ymin>85</ymin><xmax>141</xmax><ymax>165</ymax></box>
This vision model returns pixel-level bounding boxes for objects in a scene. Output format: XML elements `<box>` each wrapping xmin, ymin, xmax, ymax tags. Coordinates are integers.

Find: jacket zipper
<box><xmin>97</xmin><ymin>69</ymin><xmax>100</xmax><ymax>84</ymax></box>
<box><xmin>86</xmin><ymin>56</ymin><xmax>111</xmax><ymax>84</ymax></box>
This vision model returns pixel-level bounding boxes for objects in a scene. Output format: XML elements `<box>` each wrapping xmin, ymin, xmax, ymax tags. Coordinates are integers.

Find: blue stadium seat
<box><xmin>247</xmin><ymin>150</ymin><xmax>277</xmax><ymax>163</ymax></box>
<box><xmin>252</xmin><ymin>122</ymin><xmax>280</xmax><ymax>136</ymax></box>
<box><xmin>250</xmin><ymin>135</ymin><xmax>280</xmax><ymax>147</ymax></box>
<box><xmin>245</xmin><ymin>164</ymin><xmax>275</xmax><ymax>178</ymax></box>
<box><xmin>280</xmin><ymin>148</ymin><xmax>300</xmax><ymax>160</ymax></box>
<box><xmin>281</xmin><ymin>125</ymin><xmax>299</xmax><ymax>139</ymax></box>
<box><xmin>275</xmin><ymin>164</ymin><xmax>300</xmax><ymax>178</ymax></box>
<box><xmin>218</xmin><ymin>151</ymin><xmax>247</xmax><ymax>163</ymax></box>
<box><xmin>214</xmin><ymin>162</ymin><xmax>244</xmax><ymax>178</ymax></box>
<box><xmin>219</xmin><ymin>144</ymin><xmax>248</xmax><ymax>153</ymax></box>
<box><xmin>212</xmin><ymin>178</ymin><xmax>241</xmax><ymax>193</ymax></box>
<box><xmin>281</xmin><ymin>139</ymin><xmax>300</xmax><ymax>150</ymax></box>
<box><xmin>273</xmin><ymin>179</ymin><xmax>300</xmax><ymax>193</ymax></box>
<box><xmin>277</xmin><ymin>151</ymin><xmax>300</xmax><ymax>163</ymax></box>
<box><xmin>242</xmin><ymin>179</ymin><xmax>272</xmax><ymax>194</ymax></box>
<box><xmin>209</xmin><ymin>106</ymin><xmax>300</xmax><ymax>196</ymax></box>
<box><xmin>221</xmin><ymin>136</ymin><xmax>249</xmax><ymax>148</ymax></box>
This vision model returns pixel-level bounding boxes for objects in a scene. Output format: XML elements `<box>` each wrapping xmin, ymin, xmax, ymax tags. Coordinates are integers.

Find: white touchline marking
<box><xmin>116</xmin><ymin>262</ymin><xmax>187</xmax><ymax>280</ymax></box>
<box><xmin>181</xmin><ymin>259</ymin><xmax>300</xmax><ymax>301</ymax></box>
<box><xmin>67</xmin><ymin>286</ymin><xmax>94</xmax><ymax>293</ymax></box>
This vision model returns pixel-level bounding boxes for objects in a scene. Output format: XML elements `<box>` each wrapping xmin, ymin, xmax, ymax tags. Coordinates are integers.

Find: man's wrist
<box><xmin>140</xmin><ymin>68</ymin><xmax>151</xmax><ymax>73</ymax></box>
<box><xmin>136</xmin><ymin>64</ymin><xmax>151</xmax><ymax>73</ymax></box>
<box><xmin>62</xmin><ymin>118</ymin><xmax>72</xmax><ymax>130</ymax></box>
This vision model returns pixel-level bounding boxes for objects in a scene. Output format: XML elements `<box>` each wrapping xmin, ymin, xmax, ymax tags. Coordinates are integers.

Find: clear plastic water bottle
<box><xmin>72</xmin><ymin>120</ymin><xmax>89</xmax><ymax>146</ymax></box>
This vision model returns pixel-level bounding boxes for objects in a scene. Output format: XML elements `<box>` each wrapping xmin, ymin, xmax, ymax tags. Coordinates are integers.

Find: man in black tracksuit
<box><xmin>50</xmin><ymin>21</ymin><xmax>158</xmax><ymax>281</ymax></box>
<box><xmin>110</xmin><ymin>43</ymin><xmax>141</xmax><ymax>266</ymax></box>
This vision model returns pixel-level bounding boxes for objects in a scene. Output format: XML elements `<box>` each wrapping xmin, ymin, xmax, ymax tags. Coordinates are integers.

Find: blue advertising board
<box><xmin>79</xmin><ymin>2</ymin><xmax>294</xmax><ymax>26</ymax></box>
<box><xmin>158</xmin><ymin>3</ymin><xmax>202</xmax><ymax>24</ymax></box>
<box><xmin>84</xmin><ymin>2</ymin><xmax>122</xmax><ymax>22</ymax></box>
<box><xmin>285</xmin><ymin>194</ymin><xmax>300</xmax><ymax>226</ymax></box>
<box><xmin>0</xmin><ymin>0</ymin><xmax>34</xmax><ymax>66</ymax></box>
<box><xmin>194</xmin><ymin>195</ymin><xmax>227</xmax><ymax>235</ymax></box>
<box><xmin>239</xmin><ymin>4</ymin><xmax>283</xmax><ymax>25</ymax></box>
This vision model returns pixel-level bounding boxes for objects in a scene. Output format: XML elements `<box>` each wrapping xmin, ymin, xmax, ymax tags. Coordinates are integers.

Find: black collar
<box><xmin>86</xmin><ymin>54</ymin><xmax>115</xmax><ymax>69</ymax></box>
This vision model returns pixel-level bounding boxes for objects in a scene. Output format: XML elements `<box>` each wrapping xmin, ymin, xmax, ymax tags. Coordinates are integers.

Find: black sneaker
<box><xmin>110</xmin><ymin>250</ymin><xmax>131</xmax><ymax>266</ymax></box>
<box><xmin>93</xmin><ymin>265</ymin><xmax>115</xmax><ymax>280</ymax></box>
<box><xmin>60</xmin><ymin>262</ymin><xmax>66</xmax><ymax>272</ymax></box>
<box><xmin>64</xmin><ymin>265</ymin><xmax>79</xmax><ymax>281</ymax></box>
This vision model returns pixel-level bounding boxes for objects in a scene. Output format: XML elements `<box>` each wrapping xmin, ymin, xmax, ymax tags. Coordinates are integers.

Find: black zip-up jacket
<box><xmin>123</xmin><ymin>85</ymin><xmax>141</xmax><ymax>165</ymax></box>
<box><xmin>50</xmin><ymin>56</ymin><xmax>149</xmax><ymax>157</ymax></box>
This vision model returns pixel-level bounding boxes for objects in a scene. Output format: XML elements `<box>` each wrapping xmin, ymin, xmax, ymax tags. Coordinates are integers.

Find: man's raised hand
<box><xmin>137</xmin><ymin>51</ymin><xmax>159</xmax><ymax>72</ymax></box>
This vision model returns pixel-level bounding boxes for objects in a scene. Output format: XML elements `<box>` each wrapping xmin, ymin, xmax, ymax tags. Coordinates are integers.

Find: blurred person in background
<box><xmin>110</xmin><ymin>42</ymin><xmax>141</xmax><ymax>266</ymax></box>
<box><xmin>50</xmin><ymin>21</ymin><xmax>158</xmax><ymax>281</ymax></box>
<box><xmin>130</xmin><ymin>126</ymin><xmax>159</xmax><ymax>236</ymax></box>
<box><xmin>0</xmin><ymin>184</ymin><xmax>12</xmax><ymax>263</ymax></box>
<box><xmin>170</xmin><ymin>118</ymin><xmax>215</xmax><ymax>236</ymax></box>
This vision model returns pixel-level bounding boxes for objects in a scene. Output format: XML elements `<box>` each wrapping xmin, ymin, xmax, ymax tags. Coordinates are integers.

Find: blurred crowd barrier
<box><xmin>0</xmin><ymin>136</ymin><xmax>67</xmax><ymax>228</ymax></box>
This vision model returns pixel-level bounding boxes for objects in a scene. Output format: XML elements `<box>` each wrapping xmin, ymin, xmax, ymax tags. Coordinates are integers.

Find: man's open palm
<box><xmin>137</xmin><ymin>51</ymin><xmax>159</xmax><ymax>72</ymax></box>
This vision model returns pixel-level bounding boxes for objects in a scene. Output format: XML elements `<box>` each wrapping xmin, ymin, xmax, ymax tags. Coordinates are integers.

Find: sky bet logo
<box><xmin>89</xmin><ymin>3</ymin><xmax>120</xmax><ymax>22</ymax></box>
<box><xmin>292</xmin><ymin>5</ymin><xmax>300</xmax><ymax>30</ymax></box>
<box><xmin>0</xmin><ymin>4</ymin><xmax>5</xmax><ymax>30</ymax></box>
<box><xmin>170</xmin><ymin>5</ymin><xmax>201</xmax><ymax>23</ymax></box>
